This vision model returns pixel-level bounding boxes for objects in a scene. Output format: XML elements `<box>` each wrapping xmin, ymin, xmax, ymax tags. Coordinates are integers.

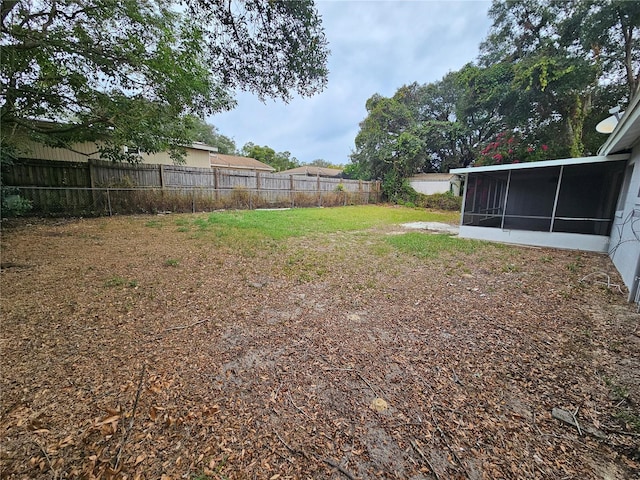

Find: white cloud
<box><xmin>209</xmin><ymin>0</ymin><xmax>492</xmax><ymax>165</ymax></box>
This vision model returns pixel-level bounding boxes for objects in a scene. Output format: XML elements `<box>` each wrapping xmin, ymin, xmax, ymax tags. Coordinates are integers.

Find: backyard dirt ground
<box><xmin>1</xmin><ymin>210</ymin><xmax>639</xmax><ymax>480</ymax></box>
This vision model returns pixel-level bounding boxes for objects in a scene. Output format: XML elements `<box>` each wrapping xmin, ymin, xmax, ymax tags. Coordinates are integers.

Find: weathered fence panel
<box><xmin>3</xmin><ymin>159</ymin><xmax>93</xmax><ymax>213</ymax></box>
<box><xmin>4</xmin><ymin>158</ymin><xmax>89</xmax><ymax>186</ymax></box>
<box><xmin>162</xmin><ymin>164</ymin><xmax>215</xmax><ymax>187</ymax></box>
<box><xmin>89</xmin><ymin>160</ymin><xmax>162</xmax><ymax>187</ymax></box>
<box><xmin>4</xmin><ymin>159</ymin><xmax>381</xmax><ymax>216</ymax></box>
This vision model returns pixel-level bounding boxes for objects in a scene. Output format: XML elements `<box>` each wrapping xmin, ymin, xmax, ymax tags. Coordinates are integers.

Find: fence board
<box><xmin>89</xmin><ymin>159</ymin><xmax>162</xmax><ymax>187</ymax></box>
<box><xmin>5</xmin><ymin>159</ymin><xmax>381</xmax><ymax>215</ymax></box>
<box><xmin>163</xmin><ymin>165</ymin><xmax>215</xmax><ymax>187</ymax></box>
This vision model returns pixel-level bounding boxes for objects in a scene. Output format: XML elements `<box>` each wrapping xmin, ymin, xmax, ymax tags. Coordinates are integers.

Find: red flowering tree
<box><xmin>475</xmin><ymin>132</ymin><xmax>551</xmax><ymax>166</ymax></box>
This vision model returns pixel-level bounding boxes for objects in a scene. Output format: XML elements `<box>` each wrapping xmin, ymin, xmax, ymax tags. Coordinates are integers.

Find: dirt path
<box><xmin>1</xmin><ymin>215</ymin><xmax>638</xmax><ymax>479</ymax></box>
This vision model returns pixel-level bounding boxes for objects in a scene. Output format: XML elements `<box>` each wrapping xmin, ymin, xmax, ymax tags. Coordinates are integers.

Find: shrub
<box><xmin>1</xmin><ymin>191</ymin><xmax>32</xmax><ymax>217</ymax></box>
<box><xmin>1</xmin><ymin>148</ymin><xmax>32</xmax><ymax>217</ymax></box>
<box><xmin>418</xmin><ymin>192</ymin><xmax>462</xmax><ymax>211</ymax></box>
<box><xmin>382</xmin><ymin>171</ymin><xmax>419</xmax><ymax>204</ymax></box>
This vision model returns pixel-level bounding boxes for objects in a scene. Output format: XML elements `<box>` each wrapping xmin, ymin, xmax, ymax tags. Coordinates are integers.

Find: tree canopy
<box><xmin>241</xmin><ymin>142</ymin><xmax>300</xmax><ymax>172</ymax></box>
<box><xmin>348</xmin><ymin>0</ymin><xmax>639</xmax><ymax>191</ymax></box>
<box><xmin>186</xmin><ymin>116</ymin><xmax>237</xmax><ymax>155</ymax></box>
<box><xmin>308</xmin><ymin>158</ymin><xmax>343</xmax><ymax>169</ymax></box>
<box><xmin>0</xmin><ymin>0</ymin><xmax>329</xmax><ymax>162</ymax></box>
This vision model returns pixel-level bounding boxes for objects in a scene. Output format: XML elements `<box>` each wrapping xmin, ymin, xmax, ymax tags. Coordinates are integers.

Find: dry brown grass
<box><xmin>1</xmin><ymin>211</ymin><xmax>638</xmax><ymax>479</ymax></box>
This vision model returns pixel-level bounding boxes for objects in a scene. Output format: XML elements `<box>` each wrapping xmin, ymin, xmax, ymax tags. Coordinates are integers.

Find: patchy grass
<box><xmin>178</xmin><ymin>205</ymin><xmax>459</xmax><ymax>241</ymax></box>
<box><xmin>386</xmin><ymin>232</ymin><xmax>489</xmax><ymax>259</ymax></box>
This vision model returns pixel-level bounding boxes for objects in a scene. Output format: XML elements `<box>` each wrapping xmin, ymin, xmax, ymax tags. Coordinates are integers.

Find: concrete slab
<box><xmin>401</xmin><ymin>222</ymin><xmax>459</xmax><ymax>234</ymax></box>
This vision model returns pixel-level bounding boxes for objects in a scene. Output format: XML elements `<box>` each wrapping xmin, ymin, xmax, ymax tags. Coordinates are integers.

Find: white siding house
<box><xmin>451</xmin><ymin>94</ymin><xmax>640</xmax><ymax>302</ymax></box>
<box><xmin>408</xmin><ymin>173</ymin><xmax>460</xmax><ymax>195</ymax></box>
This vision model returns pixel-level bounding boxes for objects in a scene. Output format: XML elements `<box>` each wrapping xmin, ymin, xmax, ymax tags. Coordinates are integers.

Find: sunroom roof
<box><xmin>450</xmin><ymin>153</ymin><xmax>630</xmax><ymax>175</ymax></box>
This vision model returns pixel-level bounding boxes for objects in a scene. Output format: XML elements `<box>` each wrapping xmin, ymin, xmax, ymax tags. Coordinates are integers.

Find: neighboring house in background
<box><xmin>210</xmin><ymin>153</ymin><xmax>275</xmax><ymax>172</ymax></box>
<box><xmin>17</xmin><ymin>140</ymin><xmax>218</xmax><ymax>169</ymax></box>
<box><xmin>277</xmin><ymin>166</ymin><xmax>343</xmax><ymax>177</ymax></box>
<box><xmin>450</xmin><ymin>93</ymin><xmax>640</xmax><ymax>302</ymax></box>
<box><xmin>16</xmin><ymin>141</ymin><xmax>276</xmax><ymax>172</ymax></box>
<box><xmin>408</xmin><ymin>173</ymin><xmax>461</xmax><ymax>196</ymax></box>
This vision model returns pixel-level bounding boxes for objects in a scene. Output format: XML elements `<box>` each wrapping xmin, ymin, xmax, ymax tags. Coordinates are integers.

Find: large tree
<box><xmin>350</xmin><ymin>93</ymin><xmax>425</xmax><ymax>177</ymax></box>
<box><xmin>478</xmin><ymin>0</ymin><xmax>639</xmax><ymax>160</ymax></box>
<box><xmin>241</xmin><ymin>142</ymin><xmax>300</xmax><ymax>172</ymax></box>
<box><xmin>559</xmin><ymin>0</ymin><xmax>640</xmax><ymax>100</ymax></box>
<box><xmin>186</xmin><ymin>116</ymin><xmax>237</xmax><ymax>155</ymax></box>
<box><xmin>349</xmin><ymin>70</ymin><xmax>494</xmax><ymax>182</ymax></box>
<box><xmin>0</xmin><ymin>0</ymin><xmax>329</xmax><ymax>162</ymax></box>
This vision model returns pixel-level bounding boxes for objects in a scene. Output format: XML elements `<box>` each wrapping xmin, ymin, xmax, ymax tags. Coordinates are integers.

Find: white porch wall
<box><xmin>458</xmin><ymin>226</ymin><xmax>610</xmax><ymax>252</ymax></box>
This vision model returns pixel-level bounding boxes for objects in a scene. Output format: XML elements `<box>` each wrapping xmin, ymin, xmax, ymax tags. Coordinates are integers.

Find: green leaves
<box><xmin>478</xmin><ymin>0</ymin><xmax>638</xmax><ymax>158</ymax></box>
<box><xmin>241</xmin><ymin>143</ymin><xmax>300</xmax><ymax>172</ymax></box>
<box><xmin>1</xmin><ymin>0</ymin><xmax>329</xmax><ymax>163</ymax></box>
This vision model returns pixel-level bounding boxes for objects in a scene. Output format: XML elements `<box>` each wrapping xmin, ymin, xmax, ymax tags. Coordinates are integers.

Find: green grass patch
<box><xmin>183</xmin><ymin>205</ymin><xmax>459</xmax><ymax>243</ymax></box>
<box><xmin>386</xmin><ymin>232</ymin><xmax>486</xmax><ymax>258</ymax></box>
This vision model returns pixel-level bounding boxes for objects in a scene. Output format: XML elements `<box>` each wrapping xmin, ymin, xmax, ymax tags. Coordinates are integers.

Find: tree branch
<box><xmin>1</xmin><ymin>0</ymin><xmax>19</xmax><ymax>26</ymax></box>
<box><xmin>114</xmin><ymin>364</ymin><xmax>146</xmax><ymax>471</ymax></box>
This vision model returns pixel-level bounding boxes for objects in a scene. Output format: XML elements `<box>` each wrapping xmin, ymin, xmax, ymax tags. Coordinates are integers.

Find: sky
<box><xmin>209</xmin><ymin>0</ymin><xmax>493</xmax><ymax>166</ymax></box>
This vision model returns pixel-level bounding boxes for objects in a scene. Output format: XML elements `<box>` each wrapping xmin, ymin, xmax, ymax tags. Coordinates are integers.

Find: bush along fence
<box><xmin>3</xmin><ymin>159</ymin><xmax>382</xmax><ymax>216</ymax></box>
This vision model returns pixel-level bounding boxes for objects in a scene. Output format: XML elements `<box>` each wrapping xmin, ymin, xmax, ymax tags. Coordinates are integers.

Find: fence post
<box><xmin>88</xmin><ymin>159</ymin><xmax>96</xmax><ymax>189</ymax></box>
<box><xmin>88</xmin><ymin>159</ymin><xmax>99</xmax><ymax>208</ymax></box>
<box><xmin>159</xmin><ymin>164</ymin><xmax>165</xmax><ymax>188</ymax></box>
<box><xmin>214</xmin><ymin>168</ymin><xmax>219</xmax><ymax>203</ymax></box>
<box><xmin>255</xmin><ymin>170</ymin><xmax>259</xmax><ymax>209</ymax></box>
<box><xmin>106</xmin><ymin>188</ymin><xmax>112</xmax><ymax>216</ymax></box>
<box><xmin>290</xmin><ymin>175</ymin><xmax>294</xmax><ymax>208</ymax></box>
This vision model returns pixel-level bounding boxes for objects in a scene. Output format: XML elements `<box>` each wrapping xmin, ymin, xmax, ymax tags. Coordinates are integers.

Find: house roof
<box><xmin>599</xmin><ymin>93</ymin><xmax>640</xmax><ymax>156</ymax></box>
<box><xmin>409</xmin><ymin>173</ymin><xmax>455</xmax><ymax>181</ymax></box>
<box><xmin>277</xmin><ymin>166</ymin><xmax>344</xmax><ymax>177</ymax></box>
<box><xmin>190</xmin><ymin>142</ymin><xmax>218</xmax><ymax>152</ymax></box>
<box><xmin>450</xmin><ymin>153</ymin><xmax>630</xmax><ymax>175</ymax></box>
<box><xmin>210</xmin><ymin>153</ymin><xmax>275</xmax><ymax>171</ymax></box>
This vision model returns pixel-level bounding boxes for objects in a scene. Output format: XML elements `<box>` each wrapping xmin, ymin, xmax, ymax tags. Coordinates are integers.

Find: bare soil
<box><xmin>1</xmin><ymin>213</ymin><xmax>639</xmax><ymax>480</ymax></box>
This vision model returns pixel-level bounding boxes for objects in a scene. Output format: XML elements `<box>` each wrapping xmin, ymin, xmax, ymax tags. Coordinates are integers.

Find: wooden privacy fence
<box><xmin>4</xmin><ymin>159</ymin><xmax>381</xmax><ymax>216</ymax></box>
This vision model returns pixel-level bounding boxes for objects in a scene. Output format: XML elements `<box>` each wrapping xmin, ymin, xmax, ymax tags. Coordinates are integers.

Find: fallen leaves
<box><xmin>1</xmin><ymin>215</ymin><xmax>638</xmax><ymax>479</ymax></box>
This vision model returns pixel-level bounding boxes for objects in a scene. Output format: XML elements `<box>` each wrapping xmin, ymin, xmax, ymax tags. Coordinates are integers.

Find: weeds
<box><xmin>502</xmin><ymin>263</ymin><xmax>521</xmax><ymax>273</ymax></box>
<box><xmin>566</xmin><ymin>262</ymin><xmax>580</xmax><ymax>273</ymax></box>
<box><xmin>604</xmin><ymin>377</ymin><xmax>640</xmax><ymax>432</ymax></box>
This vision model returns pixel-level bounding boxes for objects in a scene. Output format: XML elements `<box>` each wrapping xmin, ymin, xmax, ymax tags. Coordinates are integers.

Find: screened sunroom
<box><xmin>450</xmin><ymin>154</ymin><xmax>629</xmax><ymax>252</ymax></box>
